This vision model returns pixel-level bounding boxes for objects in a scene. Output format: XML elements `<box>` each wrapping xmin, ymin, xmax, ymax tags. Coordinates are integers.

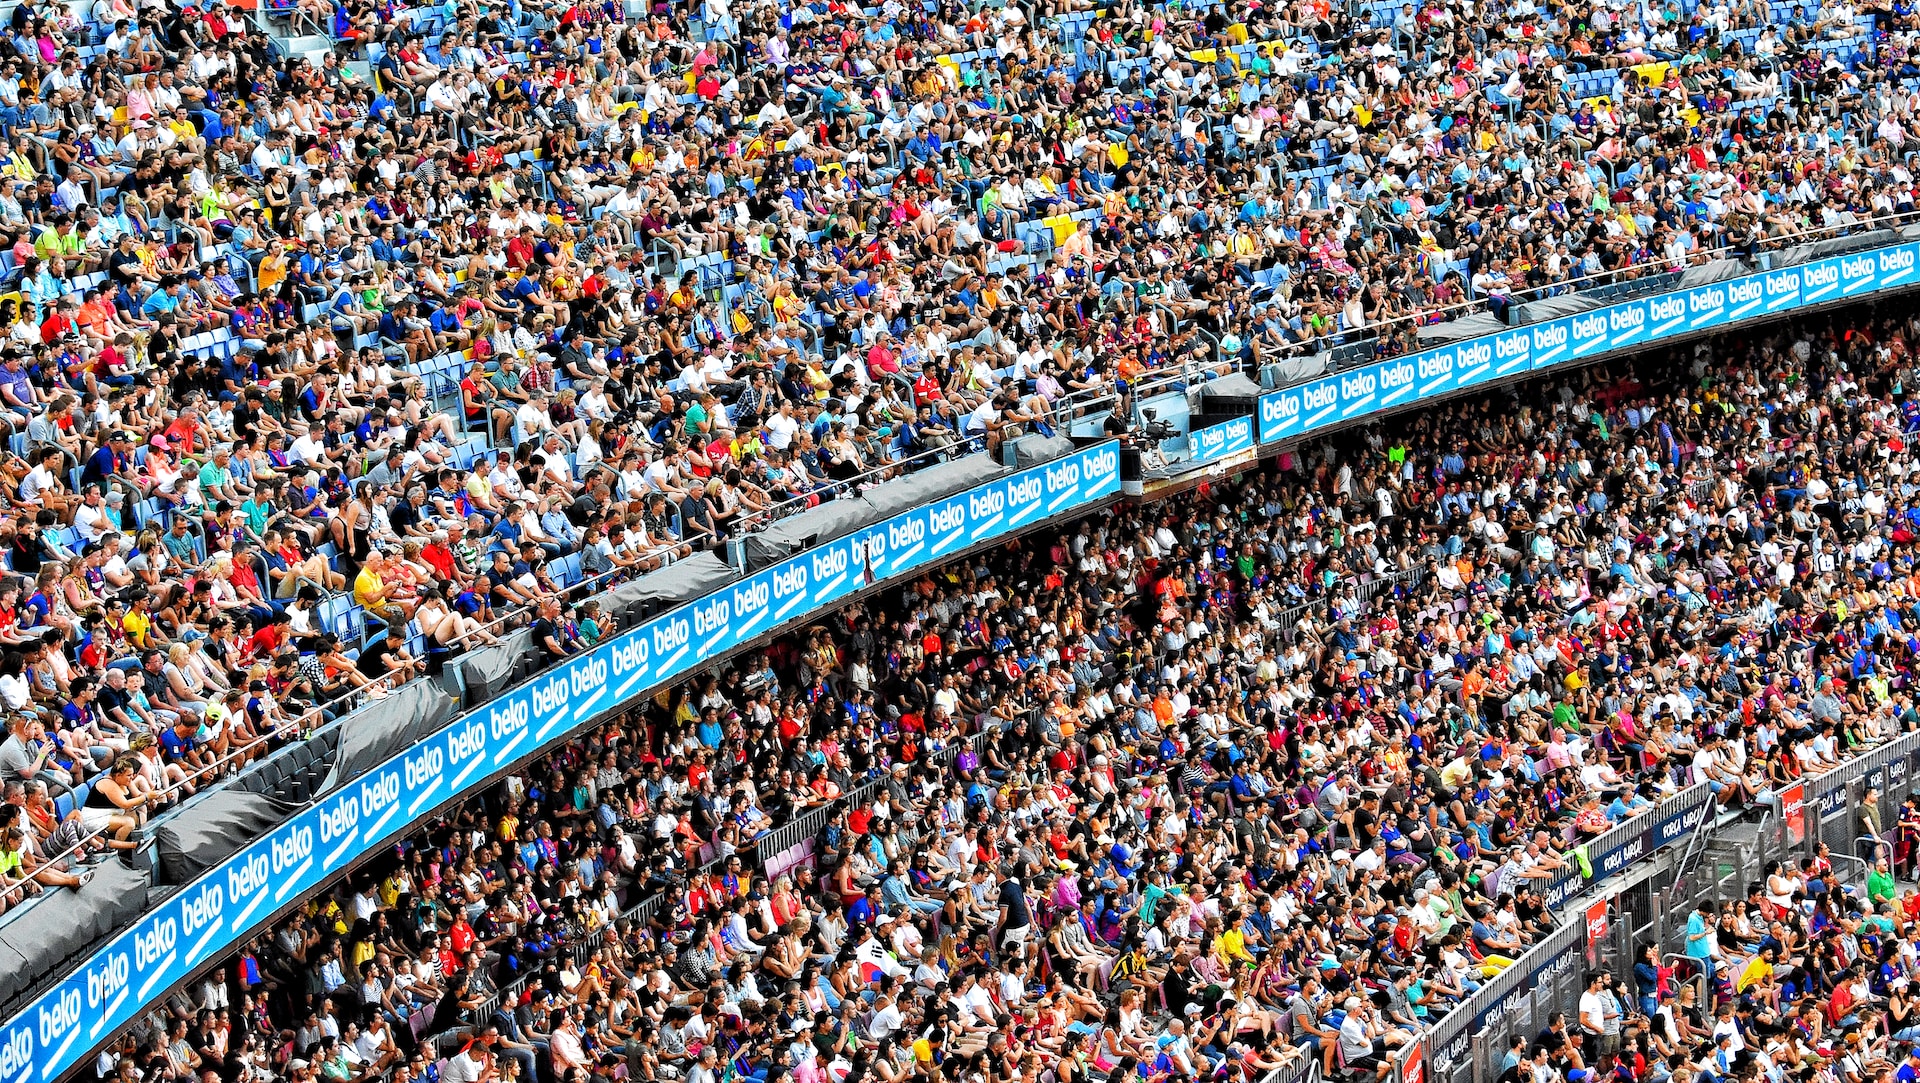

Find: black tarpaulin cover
<box><xmin>0</xmin><ymin>858</ymin><xmax>151</xmax><ymax>1008</ymax></box>
<box><xmin>153</xmin><ymin>789</ymin><xmax>295</xmax><ymax>886</ymax></box>
<box><xmin>459</xmin><ymin>627</ymin><xmax>534</xmax><ymax>708</ymax></box>
<box><xmin>318</xmin><ymin>679</ymin><xmax>455</xmax><ymax>797</ymax></box>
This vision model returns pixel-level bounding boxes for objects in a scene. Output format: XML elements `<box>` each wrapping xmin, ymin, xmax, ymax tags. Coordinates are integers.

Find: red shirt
<box><xmin>423</xmin><ymin>543</ymin><xmax>456</xmax><ymax>581</ymax></box>
<box><xmin>246</xmin><ymin>624</ymin><xmax>282</xmax><ymax>660</ymax></box>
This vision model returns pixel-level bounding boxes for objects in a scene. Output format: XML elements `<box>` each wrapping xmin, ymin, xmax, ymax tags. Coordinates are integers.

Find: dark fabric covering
<box><xmin>1005</xmin><ymin>435</ymin><xmax>1072</xmax><ymax>469</ymax></box>
<box><xmin>318</xmin><ymin>679</ymin><xmax>456</xmax><ymax>797</ymax></box>
<box><xmin>1675</xmin><ymin>259</ymin><xmax>1747</xmax><ymax>288</ymax></box>
<box><xmin>1196</xmin><ymin>373</ymin><xmax>1264</xmax><ymax>402</ymax></box>
<box><xmin>0</xmin><ymin>859</ymin><xmax>151</xmax><ymax>1008</ymax></box>
<box><xmin>739</xmin><ymin>456</ymin><xmax>1014</xmax><ymax>572</ymax></box>
<box><xmin>153</xmin><ymin>789</ymin><xmax>295</xmax><ymax>885</ymax></box>
<box><xmin>735</xmin><ymin>496</ymin><xmax>885</xmax><ymax>571</ymax></box>
<box><xmin>1263</xmin><ymin>357</ymin><xmax>1328</xmax><ymax>388</ymax></box>
<box><xmin>1771</xmin><ymin>229</ymin><xmax>1898</xmax><ymax>267</ymax></box>
<box><xmin>459</xmin><ymin>627</ymin><xmax>534</xmax><ymax>708</ymax></box>
<box><xmin>598</xmin><ymin>552</ymin><xmax>735</xmax><ymax>625</ymax></box>
<box><xmin>1511</xmin><ymin>290</ymin><xmax>1605</xmax><ymax>326</ymax></box>
<box><xmin>1414</xmin><ymin>312</ymin><xmax>1510</xmax><ymax>342</ymax></box>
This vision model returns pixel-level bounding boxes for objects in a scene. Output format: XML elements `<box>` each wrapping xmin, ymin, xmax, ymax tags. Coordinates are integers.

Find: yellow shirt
<box><xmin>1215</xmin><ymin>928</ymin><xmax>1256</xmax><ymax>966</ymax></box>
<box><xmin>353</xmin><ymin>567</ymin><xmax>385</xmax><ymax>608</ymax></box>
<box><xmin>123</xmin><ymin>608</ymin><xmax>151</xmax><ymax>648</ymax></box>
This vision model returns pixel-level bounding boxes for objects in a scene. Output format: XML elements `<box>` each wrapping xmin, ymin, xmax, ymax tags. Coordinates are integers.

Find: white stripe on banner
<box><xmin>183</xmin><ymin>916</ymin><xmax>224</xmax><ymax>968</ymax></box>
<box><xmin>322</xmin><ymin>827</ymin><xmax>359</xmax><ymax>872</ymax></box>
<box><xmin>362</xmin><ymin>799</ymin><xmax>401</xmax><ymax>842</ymax></box>
<box><xmin>731</xmin><ymin>607</ymin><xmax>768</xmax><ymax>642</ymax></box>
<box><xmin>1304</xmin><ymin>402</ymin><xmax>1339</xmax><ymax>429</ymax></box>
<box><xmin>89</xmin><ymin>986</ymin><xmax>130</xmax><ymax>1040</ymax></box>
<box><xmin>274</xmin><ymin>859</ymin><xmax>312</xmax><ymax>902</ymax></box>
<box><xmin>1008</xmin><ymin>496</ymin><xmax>1046</xmax><ymax>528</ymax></box>
<box><xmin>653</xmin><ymin>643</ymin><xmax>691</xmax><ymax>681</ymax></box>
<box><xmin>40</xmin><ymin>1021</ymin><xmax>82</xmax><ymax>1080</ymax></box>
<box><xmin>1379</xmin><ymin>382</ymin><xmax>1416</xmax><ymax>407</ymax></box>
<box><xmin>230</xmin><ymin>877</ymin><xmax>272</xmax><ymax>930</ymax></box>
<box><xmin>568</xmin><ymin>686</ymin><xmax>608</xmax><ymax>724</ymax></box>
<box><xmin>446</xmin><ymin>746</ymin><xmax>487</xmax><ymax>792</ymax></box>
<box><xmin>810</xmin><ymin>571</ymin><xmax>848</xmax><ymax>602</ymax></box>
<box><xmin>1341</xmin><ymin>392</ymin><xmax>1375</xmax><ymax>417</ymax></box>
<box><xmin>406</xmin><ymin>775</ymin><xmax>445</xmax><ymax>816</ymax></box>
<box><xmin>888</xmin><ymin>539</ymin><xmax>923</xmax><ymax>570</ymax></box>
<box><xmin>1729</xmin><ymin>295</ymin><xmax>1764</xmax><ymax>320</ymax></box>
<box><xmin>772</xmin><ymin>589</ymin><xmax>810</xmax><ymax>623</ymax></box>
<box><xmin>490</xmin><ymin>727</ymin><xmax>527</xmax><ymax>766</ymax></box>
<box><xmin>1458</xmin><ymin>362</ymin><xmax>1492</xmax><ymax>385</ymax></box>
<box><xmin>1647</xmin><ymin>314</ymin><xmax>1685</xmax><ymax>339</ymax></box>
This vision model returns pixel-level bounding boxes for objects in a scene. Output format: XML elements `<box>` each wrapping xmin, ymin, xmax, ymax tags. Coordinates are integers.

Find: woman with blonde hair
<box><xmin>162</xmin><ymin>641</ymin><xmax>216</xmax><ymax>725</ymax></box>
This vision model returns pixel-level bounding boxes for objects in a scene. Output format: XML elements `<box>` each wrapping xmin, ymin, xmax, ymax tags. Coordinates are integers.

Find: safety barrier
<box><xmin>1424</xmin><ymin>919</ymin><xmax>1589</xmax><ymax>1083</ymax></box>
<box><xmin>1537</xmin><ymin>783</ymin><xmax>1717</xmax><ymax>908</ymax></box>
<box><xmin>1258</xmin><ymin>241</ymin><xmax>1920</xmax><ymax>446</ymax></box>
<box><xmin>1799</xmin><ymin>728</ymin><xmax>1920</xmax><ymax>863</ymax></box>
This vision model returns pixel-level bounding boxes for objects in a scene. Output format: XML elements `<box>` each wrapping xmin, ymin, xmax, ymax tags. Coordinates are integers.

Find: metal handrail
<box><xmin>8</xmin><ymin>822</ymin><xmax>105</xmax><ymax>888</ymax></box>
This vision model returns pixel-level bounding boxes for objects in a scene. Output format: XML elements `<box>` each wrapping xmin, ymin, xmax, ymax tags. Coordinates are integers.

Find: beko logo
<box><xmin>84</xmin><ymin>951</ymin><xmax>129</xmax><ymax>1010</ymax></box>
<box><xmin>487</xmin><ymin>697</ymin><xmax>530</xmax><ymax>740</ymax></box>
<box><xmin>1302</xmin><ymin>382</ymin><xmax>1338</xmax><ymax>410</ymax></box>
<box><xmin>1688</xmin><ymin>288</ymin><xmax>1724</xmax><ymax>314</ymax></box>
<box><xmin>270</xmin><ymin>825</ymin><xmax>313</xmax><ymax>873</ymax></box>
<box><xmin>925</xmin><ymin>504</ymin><xmax>964</xmax><ymax>536</ymax></box>
<box><xmin>692</xmin><ymin>595</ymin><xmax>731</xmax><ymax>638</ymax></box>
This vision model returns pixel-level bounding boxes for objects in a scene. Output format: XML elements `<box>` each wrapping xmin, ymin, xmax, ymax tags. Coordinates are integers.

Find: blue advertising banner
<box><xmin>1187</xmin><ymin>416</ymin><xmax>1256</xmax><ymax>467</ymax></box>
<box><xmin>0</xmin><ymin>443</ymin><xmax>1123</xmax><ymax>1083</ymax></box>
<box><xmin>1256</xmin><ymin>242</ymin><xmax>1920</xmax><ymax>445</ymax></box>
<box><xmin>1537</xmin><ymin>784</ymin><xmax>1712</xmax><ymax>910</ymax></box>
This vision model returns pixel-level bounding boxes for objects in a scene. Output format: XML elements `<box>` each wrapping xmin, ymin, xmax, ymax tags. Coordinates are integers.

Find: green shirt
<box><xmin>682</xmin><ymin>401</ymin><xmax>709</xmax><ymax>438</ymax></box>
<box><xmin>1870</xmin><ymin>868</ymin><xmax>1896</xmax><ymax>905</ymax></box>
<box><xmin>240</xmin><ymin>497</ymin><xmax>272</xmax><ymax>536</ymax></box>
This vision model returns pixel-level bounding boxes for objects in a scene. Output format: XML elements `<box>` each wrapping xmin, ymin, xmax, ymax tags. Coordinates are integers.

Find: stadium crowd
<box><xmin>57</xmin><ymin>305</ymin><xmax>1920</xmax><ymax>1083</ymax></box>
<box><xmin>0</xmin><ymin>0</ymin><xmax>1915</xmax><ymax>1066</ymax></box>
<box><xmin>0</xmin><ymin>0</ymin><xmax>1910</xmax><ymax>906</ymax></box>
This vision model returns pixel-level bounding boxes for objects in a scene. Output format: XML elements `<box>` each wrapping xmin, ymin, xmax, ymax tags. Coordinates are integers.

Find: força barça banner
<box><xmin>0</xmin><ymin>443</ymin><xmax>1122</xmax><ymax>1083</ymax></box>
<box><xmin>1257</xmin><ymin>242</ymin><xmax>1920</xmax><ymax>445</ymax></box>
